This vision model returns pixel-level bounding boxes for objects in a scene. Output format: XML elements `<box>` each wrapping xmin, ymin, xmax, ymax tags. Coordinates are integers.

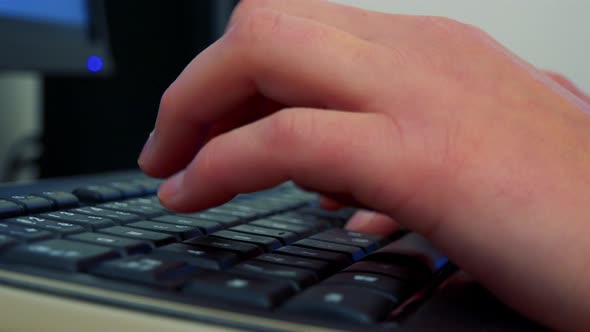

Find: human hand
<box><xmin>138</xmin><ymin>0</ymin><xmax>590</xmax><ymax>330</ymax></box>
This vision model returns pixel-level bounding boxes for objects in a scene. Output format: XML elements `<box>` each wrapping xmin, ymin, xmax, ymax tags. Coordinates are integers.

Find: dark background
<box><xmin>41</xmin><ymin>0</ymin><xmax>238</xmax><ymax>178</ymax></box>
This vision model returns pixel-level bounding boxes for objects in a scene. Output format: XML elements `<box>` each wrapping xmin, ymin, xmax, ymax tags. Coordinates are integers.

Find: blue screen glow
<box><xmin>0</xmin><ymin>0</ymin><xmax>88</xmax><ymax>26</ymax></box>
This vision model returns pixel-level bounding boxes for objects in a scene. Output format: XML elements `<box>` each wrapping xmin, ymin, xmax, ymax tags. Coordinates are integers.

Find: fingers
<box><xmin>229</xmin><ymin>0</ymin><xmax>412</xmax><ymax>49</ymax></box>
<box><xmin>543</xmin><ymin>70</ymin><xmax>590</xmax><ymax>104</ymax></box>
<box><xmin>139</xmin><ymin>9</ymin><xmax>402</xmax><ymax>178</ymax></box>
<box><xmin>345</xmin><ymin>210</ymin><xmax>400</xmax><ymax>236</ymax></box>
<box><xmin>157</xmin><ymin>108</ymin><xmax>416</xmax><ymax>216</ymax></box>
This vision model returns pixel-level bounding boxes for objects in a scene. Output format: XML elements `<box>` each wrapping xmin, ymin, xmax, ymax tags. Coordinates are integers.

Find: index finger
<box><xmin>138</xmin><ymin>9</ymin><xmax>409</xmax><ymax>178</ymax></box>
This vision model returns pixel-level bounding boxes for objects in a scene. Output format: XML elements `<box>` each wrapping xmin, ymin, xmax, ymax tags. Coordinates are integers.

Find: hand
<box><xmin>138</xmin><ymin>0</ymin><xmax>590</xmax><ymax>330</ymax></box>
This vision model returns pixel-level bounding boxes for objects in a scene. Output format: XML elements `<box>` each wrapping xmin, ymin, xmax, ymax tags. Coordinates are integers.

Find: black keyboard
<box><xmin>0</xmin><ymin>171</ymin><xmax>455</xmax><ymax>331</ymax></box>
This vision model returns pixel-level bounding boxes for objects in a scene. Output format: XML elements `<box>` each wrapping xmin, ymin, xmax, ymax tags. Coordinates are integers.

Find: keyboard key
<box><xmin>184</xmin><ymin>271</ymin><xmax>295</xmax><ymax>309</ymax></box>
<box><xmin>1</xmin><ymin>239</ymin><xmax>118</xmax><ymax>272</ymax></box>
<box><xmin>90</xmin><ymin>255</ymin><xmax>195</xmax><ymax>289</ymax></box>
<box><xmin>297</xmin><ymin>207</ymin><xmax>356</xmax><ymax>222</ymax></box>
<box><xmin>127</xmin><ymin>221</ymin><xmax>202</xmax><ymax>240</ymax></box>
<box><xmin>0</xmin><ymin>223</ymin><xmax>54</xmax><ymax>242</ymax></box>
<box><xmin>0</xmin><ymin>234</ymin><xmax>17</xmax><ymax>250</ymax></box>
<box><xmin>184</xmin><ymin>237</ymin><xmax>263</xmax><ymax>259</ymax></box>
<box><xmin>33</xmin><ymin>192</ymin><xmax>79</xmax><ymax>209</ymax></box>
<box><xmin>255</xmin><ymin>254</ymin><xmax>336</xmax><ymax>279</ymax></box>
<box><xmin>5</xmin><ymin>195</ymin><xmax>54</xmax><ymax>213</ymax></box>
<box><xmin>180</xmin><ymin>212</ymin><xmax>241</xmax><ymax>226</ymax></box>
<box><xmin>344</xmin><ymin>261</ymin><xmax>427</xmax><ymax>284</ymax></box>
<box><xmin>310</xmin><ymin>229</ymin><xmax>383</xmax><ymax>253</ymax></box>
<box><xmin>73</xmin><ymin>185</ymin><xmax>123</xmax><ymax>202</ymax></box>
<box><xmin>91</xmin><ymin>255</ymin><xmax>193</xmax><ymax>289</ymax></box>
<box><xmin>211</xmin><ymin>230</ymin><xmax>281</xmax><ymax>252</ymax></box>
<box><xmin>151</xmin><ymin>215</ymin><xmax>221</xmax><ymax>235</ymax></box>
<box><xmin>207</xmin><ymin>206</ymin><xmax>258</xmax><ymax>219</ymax></box>
<box><xmin>269</xmin><ymin>213</ymin><xmax>330</xmax><ymax>231</ymax></box>
<box><xmin>293</xmin><ymin>239</ymin><xmax>365</xmax><ymax>262</ymax></box>
<box><xmin>71</xmin><ymin>207</ymin><xmax>141</xmax><ymax>224</ymax></box>
<box><xmin>99</xmin><ymin>202</ymin><xmax>166</xmax><ymax>218</ymax></box>
<box><xmin>131</xmin><ymin>179</ymin><xmax>161</xmax><ymax>194</ymax></box>
<box><xmin>233</xmin><ymin>260</ymin><xmax>318</xmax><ymax>290</ymax></box>
<box><xmin>250</xmin><ymin>219</ymin><xmax>314</xmax><ymax>237</ymax></box>
<box><xmin>231</xmin><ymin>224</ymin><xmax>299</xmax><ymax>244</ymax></box>
<box><xmin>324</xmin><ymin>272</ymin><xmax>414</xmax><ymax>303</ymax></box>
<box><xmin>275</xmin><ymin>246</ymin><xmax>350</xmax><ymax>268</ymax></box>
<box><xmin>108</xmin><ymin>182</ymin><xmax>145</xmax><ymax>198</ymax></box>
<box><xmin>6</xmin><ymin>216</ymin><xmax>86</xmax><ymax>235</ymax></box>
<box><xmin>365</xmin><ymin>233</ymin><xmax>448</xmax><ymax>274</ymax></box>
<box><xmin>154</xmin><ymin>243</ymin><xmax>240</xmax><ymax>270</ymax></box>
<box><xmin>41</xmin><ymin>211</ymin><xmax>116</xmax><ymax>230</ymax></box>
<box><xmin>68</xmin><ymin>232</ymin><xmax>152</xmax><ymax>255</ymax></box>
<box><xmin>281</xmin><ymin>285</ymin><xmax>395</xmax><ymax>324</ymax></box>
<box><xmin>98</xmin><ymin>226</ymin><xmax>175</xmax><ymax>247</ymax></box>
<box><xmin>0</xmin><ymin>200</ymin><xmax>23</xmax><ymax>218</ymax></box>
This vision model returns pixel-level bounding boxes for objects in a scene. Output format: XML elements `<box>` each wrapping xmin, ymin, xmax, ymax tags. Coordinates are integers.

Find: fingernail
<box><xmin>138</xmin><ymin>131</ymin><xmax>155</xmax><ymax>166</ymax></box>
<box><xmin>158</xmin><ymin>170</ymin><xmax>185</xmax><ymax>203</ymax></box>
<box><xmin>345</xmin><ymin>210</ymin><xmax>376</xmax><ymax>231</ymax></box>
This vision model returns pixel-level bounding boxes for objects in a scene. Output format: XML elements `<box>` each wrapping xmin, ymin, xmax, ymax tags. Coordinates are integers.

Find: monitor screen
<box><xmin>0</xmin><ymin>0</ymin><xmax>112</xmax><ymax>74</ymax></box>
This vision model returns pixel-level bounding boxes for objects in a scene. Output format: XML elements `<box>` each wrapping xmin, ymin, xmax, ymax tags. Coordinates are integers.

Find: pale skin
<box><xmin>137</xmin><ymin>0</ymin><xmax>590</xmax><ymax>330</ymax></box>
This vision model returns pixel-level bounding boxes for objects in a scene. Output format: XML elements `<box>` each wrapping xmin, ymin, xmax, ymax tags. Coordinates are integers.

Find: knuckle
<box><xmin>227</xmin><ymin>8</ymin><xmax>285</xmax><ymax>47</ymax></box>
<box><xmin>159</xmin><ymin>87</ymin><xmax>178</xmax><ymax>115</ymax></box>
<box><xmin>262</xmin><ymin>109</ymin><xmax>308</xmax><ymax>151</ymax></box>
<box><xmin>228</xmin><ymin>0</ymin><xmax>271</xmax><ymax>28</ymax></box>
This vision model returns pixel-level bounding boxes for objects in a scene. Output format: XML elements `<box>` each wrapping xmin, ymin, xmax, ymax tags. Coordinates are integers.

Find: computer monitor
<box><xmin>0</xmin><ymin>0</ymin><xmax>113</xmax><ymax>74</ymax></box>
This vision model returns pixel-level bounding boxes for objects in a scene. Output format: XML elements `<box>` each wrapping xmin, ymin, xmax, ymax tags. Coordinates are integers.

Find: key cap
<box><xmin>91</xmin><ymin>255</ymin><xmax>193</xmax><ymax>289</ymax></box>
<box><xmin>280</xmin><ymin>285</ymin><xmax>395</xmax><ymax>324</ymax></box>
<box><xmin>324</xmin><ymin>272</ymin><xmax>413</xmax><ymax>303</ymax></box>
<box><xmin>255</xmin><ymin>253</ymin><xmax>335</xmax><ymax>279</ymax></box>
<box><xmin>344</xmin><ymin>261</ymin><xmax>427</xmax><ymax>284</ymax></box>
<box><xmin>41</xmin><ymin>211</ymin><xmax>115</xmax><ymax>230</ymax></box>
<box><xmin>131</xmin><ymin>179</ymin><xmax>161</xmax><ymax>194</ymax></box>
<box><xmin>127</xmin><ymin>221</ymin><xmax>202</xmax><ymax>240</ymax></box>
<box><xmin>269</xmin><ymin>213</ymin><xmax>330</xmax><ymax>231</ymax></box>
<box><xmin>151</xmin><ymin>215</ymin><xmax>221</xmax><ymax>235</ymax></box>
<box><xmin>207</xmin><ymin>207</ymin><xmax>257</xmax><ymax>219</ymax></box>
<box><xmin>180</xmin><ymin>212</ymin><xmax>241</xmax><ymax>226</ymax></box>
<box><xmin>0</xmin><ymin>234</ymin><xmax>17</xmax><ymax>250</ymax></box>
<box><xmin>6</xmin><ymin>217</ymin><xmax>86</xmax><ymax>235</ymax></box>
<box><xmin>184</xmin><ymin>236</ymin><xmax>262</xmax><ymax>259</ymax></box>
<box><xmin>98</xmin><ymin>226</ymin><xmax>175</xmax><ymax>246</ymax></box>
<box><xmin>0</xmin><ymin>200</ymin><xmax>23</xmax><ymax>218</ymax></box>
<box><xmin>108</xmin><ymin>182</ymin><xmax>144</xmax><ymax>198</ymax></box>
<box><xmin>68</xmin><ymin>232</ymin><xmax>152</xmax><ymax>255</ymax></box>
<box><xmin>2</xmin><ymin>239</ymin><xmax>118</xmax><ymax>272</ymax></box>
<box><xmin>99</xmin><ymin>202</ymin><xmax>166</xmax><ymax>218</ymax></box>
<box><xmin>250</xmin><ymin>219</ymin><xmax>314</xmax><ymax>237</ymax></box>
<box><xmin>33</xmin><ymin>192</ymin><xmax>79</xmax><ymax>209</ymax></box>
<box><xmin>311</xmin><ymin>229</ymin><xmax>383</xmax><ymax>253</ymax></box>
<box><xmin>231</xmin><ymin>224</ymin><xmax>299</xmax><ymax>244</ymax></box>
<box><xmin>71</xmin><ymin>207</ymin><xmax>141</xmax><ymax>224</ymax></box>
<box><xmin>297</xmin><ymin>207</ymin><xmax>356</xmax><ymax>222</ymax></box>
<box><xmin>0</xmin><ymin>223</ymin><xmax>54</xmax><ymax>242</ymax></box>
<box><xmin>5</xmin><ymin>195</ymin><xmax>54</xmax><ymax>213</ymax></box>
<box><xmin>365</xmin><ymin>233</ymin><xmax>448</xmax><ymax>275</ymax></box>
<box><xmin>211</xmin><ymin>230</ymin><xmax>281</xmax><ymax>252</ymax></box>
<box><xmin>184</xmin><ymin>271</ymin><xmax>295</xmax><ymax>309</ymax></box>
<box><xmin>233</xmin><ymin>260</ymin><xmax>318</xmax><ymax>290</ymax></box>
<box><xmin>73</xmin><ymin>185</ymin><xmax>123</xmax><ymax>202</ymax></box>
<box><xmin>293</xmin><ymin>239</ymin><xmax>365</xmax><ymax>262</ymax></box>
<box><xmin>275</xmin><ymin>246</ymin><xmax>351</xmax><ymax>268</ymax></box>
<box><xmin>154</xmin><ymin>243</ymin><xmax>240</xmax><ymax>270</ymax></box>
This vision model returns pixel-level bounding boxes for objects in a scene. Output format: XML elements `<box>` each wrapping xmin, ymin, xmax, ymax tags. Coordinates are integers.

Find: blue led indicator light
<box><xmin>86</xmin><ymin>55</ymin><xmax>104</xmax><ymax>73</ymax></box>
